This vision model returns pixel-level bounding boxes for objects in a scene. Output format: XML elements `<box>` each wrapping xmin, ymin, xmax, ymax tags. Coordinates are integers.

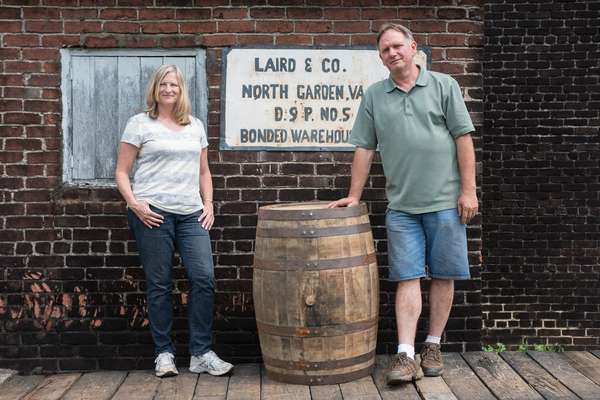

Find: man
<box><xmin>329</xmin><ymin>23</ymin><xmax>478</xmax><ymax>385</ymax></box>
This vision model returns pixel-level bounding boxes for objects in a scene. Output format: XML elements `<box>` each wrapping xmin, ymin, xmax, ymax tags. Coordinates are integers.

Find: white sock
<box><xmin>425</xmin><ymin>335</ymin><xmax>441</xmax><ymax>345</ymax></box>
<box><xmin>397</xmin><ymin>344</ymin><xmax>415</xmax><ymax>359</ymax></box>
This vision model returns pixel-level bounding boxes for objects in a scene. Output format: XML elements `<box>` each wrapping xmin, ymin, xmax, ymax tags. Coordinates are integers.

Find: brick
<box><xmin>141</xmin><ymin>22</ymin><xmax>179</xmax><ymax>34</ymax></box>
<box><xmin>218</xmin><ymin>20</ymin><xmax>255</xmax><ymax>33</ymax></box>
<box><xmin>201</xmin><ymin>34</ymin><xmax>237</xmax><ymax>46</ymax></box>
<box><xmin>180</xmin><ymin>22</ymin><xmax>217</xmax><ymax>34</ymax></box>
<box><xmin>295</xmin><ymin>21</ymin><xmax>332</xmax><ymax>33</ymax></box>
<box><xmin>0</xmin><ymin>100</ymin><xmax>22</xmax><ymax>112</ymax></box>
<box><xmin>22</xmin><ymin>48</ymin><xmax>59</xmax><ymax>61</ymax></box>
<box><xmin>256</xmin><ymin>20</ymin><xmax>293</xmax><ymax>33</ymax></box>
<box><xmin>287</xmin><ymin>7</ymin><xmax>323</xmax><ymax>19</ymax></box>
<box><xmin>175</xmin><ymin>9</ymin><xmax>212</xmax><ymax>19</ymax></box>
<box><xmin>213</xmin><ymin>7</ymin><xmax>248</xmax><ymax>19</ymax></box>
<box><xmin>397</xmin><ymin>7</ymin><xmax>436</xmax><ymax>19</ymax></box>
<box><xmin>249</xmin><ymin>7</ymin><xmax>285</xmax><ymax>19</ymax></box>
<box><xmin>25</xmin><ymin>20</ymin><xmax>62</xmax><ymax>33</ymax></box>
<box><xmin>104</xmin><ymin>22</ymin><xmax>139</xmax><ymax>33</ymax></box>
<box><xmin>65</xmin><ymin>21</ymin><xmax>103</xmax><ymax>33</ymax></box>
<box><xmin>0</xmin><ymin>21</ymin><xmax>22</xmax><ymax>33</ymax></box>
<box><xmin>41</xmin><ymin>35</ymin><xmax>80</xmax><ymax>47</ymax></box>
<box><xmin>362</xmin><ymin>8</ymin><xmax>397</xmax><ymax>20</ymax></box>
<box><xmin>139</xmin><ymin>8</ymin><xmax>175</xmax><ymax>20</ymax></box>
<box><xmin>429</xmin><ymin>34</ymin><xmax>467</xmax><ymax>46</ymax></box>
<box><xmin>0</xmin><ymin>7</ymin><xmax>20</xmax><ymax>18</ymax></box>
<box><xmin>99</xmin><ymin>8</ymin><xmax>137</xmax><ymax>19</ymax></box>
<box><xmin>237</xmin><ymin>35</ymin><xmax>274</xmax><ymax>45</ymax></box>
<box><xmin>61</xmin><ymin>8</ymin><xmax>99</xmax><ymax>19</ymax></box>
<box><xmin>448</xmin><ymin>22</ymin><xmax>484</xmax><ymax>34</ymax></box>
<box><xmin>276</xmin><ymin>35</ymin><xmax>313</xmax><ymax>46</ymax></box>
<box><xmin>22</xmin><ymin>8</ymin><xmax>60</xmax><ymax>19</ymax></box>
<box><xmin>83</xmin><ymin>36</ymin><xmax>119</xmax><ymax>47</ymax></box>
<box><xmin>324</xmin><ymin>7</ymin><xmax>360</xmax><ymax>20</ymax></box>
<box><xmin>3</xmin><ymin>34</ymin><xmax>41</xmax><ymax>47</ymax></box>
<box><xmin>333</xmin><ymin>21</ymin><xmax>370</xmax><ymax>33</ymax></box>
<box><xmin>315</xmin><ymin>35</ymin><xmax>350</xmax><ymax>46</ymax></box>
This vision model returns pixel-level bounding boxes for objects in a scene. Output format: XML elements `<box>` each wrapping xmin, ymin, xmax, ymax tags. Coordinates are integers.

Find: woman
<box><xmin>115</xmin><ymin>64</ymin><xmax>233</xmax><ymax>378</ymax></box>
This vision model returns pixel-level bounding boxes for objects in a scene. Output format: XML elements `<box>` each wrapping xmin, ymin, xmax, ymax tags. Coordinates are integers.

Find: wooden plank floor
<box><xmin>2</xmin><ymin>352</ymin><xmax>599</xmax><ymax>400</ymax></box>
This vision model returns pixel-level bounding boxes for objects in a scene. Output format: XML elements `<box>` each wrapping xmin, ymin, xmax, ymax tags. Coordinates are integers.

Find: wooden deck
<box><xmin>2</xmin><ymin>351</ymin><xmax>599</xmax><ymax>400</ymax></box>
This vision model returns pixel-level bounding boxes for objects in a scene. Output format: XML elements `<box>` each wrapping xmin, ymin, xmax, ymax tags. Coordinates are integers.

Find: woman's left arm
<box><xmin>198</xmin><ymin>147</ymin><xmax>214</xmax><ymax>230</ymax></box>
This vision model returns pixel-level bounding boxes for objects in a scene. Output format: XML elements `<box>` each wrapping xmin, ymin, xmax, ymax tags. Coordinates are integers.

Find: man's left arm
<box><xmin>455</xmin><ymin>134</ymin><xmax>478</xmax><ymax>224</ymax></box>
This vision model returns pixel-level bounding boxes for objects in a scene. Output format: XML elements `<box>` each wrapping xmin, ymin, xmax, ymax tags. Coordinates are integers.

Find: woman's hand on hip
<box><xmin>130</xmin><ymin>200</ymin><xmax>164</xmax><ymax>228</ymax></box>
<box><xmin>198</xmin><ymin>201</ymin><xmax>214</xmax><ymax>230</ymax></box>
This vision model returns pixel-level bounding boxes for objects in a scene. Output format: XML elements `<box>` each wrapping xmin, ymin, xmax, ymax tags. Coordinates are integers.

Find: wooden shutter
<box><xmin>61</xmin><ymin>49</ymin><xmax>207</xmax><ymax>185</ymax></box>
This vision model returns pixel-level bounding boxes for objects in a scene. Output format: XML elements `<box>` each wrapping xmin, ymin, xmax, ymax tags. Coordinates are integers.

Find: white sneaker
<box><xmin>155</xmin><ymin>352</ymin><xmax>178</xmax><ymax>377</ymax></box>
<box><xmin>189</xmin><ymin>350</ymin><xmax>233</xmax><ymax>376</ymax></box>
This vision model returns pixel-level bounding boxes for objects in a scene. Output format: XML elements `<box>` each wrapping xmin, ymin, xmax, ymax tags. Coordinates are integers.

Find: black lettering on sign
<box><xmin>321</xmin><ymin>58</ymin><xmax>341</xmax><ymax>73</ymax></box>
<box><xmin>348</xmin><ymin>85</ymin><xmax>364</xmax><ymax>100</ymax></box>
<box><xmin>240</xmin><ymin>128</ymin><xmax>288</xmax><ymax>143</ymax></box>
<box><xmin>242</xmin><ymin>84</ymin><xmax>289</xmax><ymax>99</ymax></box>
<box><xmin>304</xmin><ymin>58</ymin><xmax>312</xmax><ymax>72</ymax></box>
<box><xmin>254</xmin><ymin>57</ymin><xmax>296</xmax><ymax>72</ymax></box>
<box><xmin>297</xmin><ymin>84</ymin><xmax>344</xmax><ymax>100</ymax></box>
<box><xmin>290</xmin><ymin>129</ymin><xmax>350</xmax><ymax>143</ymax></box>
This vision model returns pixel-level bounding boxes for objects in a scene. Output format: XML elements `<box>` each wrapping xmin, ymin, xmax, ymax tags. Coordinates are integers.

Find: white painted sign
<box><xmin>221</xmin><ymin>48</ymin><xmax>429</xmax><ymax>151</ymax></box>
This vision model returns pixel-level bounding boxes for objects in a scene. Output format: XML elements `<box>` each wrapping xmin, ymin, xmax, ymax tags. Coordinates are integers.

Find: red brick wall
<box><xmin>483</xmin><ymin>0</ymin><xmax>600</xmax><ymax>350</ymax></box>
<box><xmin>0</xmin><ymin>1</ymin><xmax>483</xmax><ymax>372</ymax></box>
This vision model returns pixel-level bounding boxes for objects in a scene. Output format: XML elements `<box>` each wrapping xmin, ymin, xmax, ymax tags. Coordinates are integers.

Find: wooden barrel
<box><xmin>253</xmin><ymin>201</ymin><xmax>379</xmax><ymax>385</ymax></box>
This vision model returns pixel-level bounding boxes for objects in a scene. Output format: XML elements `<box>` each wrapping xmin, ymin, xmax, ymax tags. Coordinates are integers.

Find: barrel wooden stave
<box><xmin>253</xmin><ymin>202</ymin><xmax>379</xmax><ymax>385</ymax></box>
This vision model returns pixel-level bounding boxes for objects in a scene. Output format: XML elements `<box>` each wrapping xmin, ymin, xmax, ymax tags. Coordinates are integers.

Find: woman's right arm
<box><xmin>115</xmin><ymin>142</ymin><xmax>163</xmax><ymax>228</ymax></box>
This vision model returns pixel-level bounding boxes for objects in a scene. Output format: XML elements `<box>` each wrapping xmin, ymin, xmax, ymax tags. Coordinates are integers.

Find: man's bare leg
<box><xmin>428</xmin><ymin>279</ymin><xmax>454</xmax><ymax>337</ymax></box>
<box><xmin>396</xmin><ymin>279</ymin><xmax>422</xmax><ymax>347</ymax></box>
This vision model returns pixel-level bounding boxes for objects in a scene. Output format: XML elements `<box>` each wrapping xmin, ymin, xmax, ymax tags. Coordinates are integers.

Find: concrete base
<box><xmin>0</xmin><ymin>369</ymin><xmax>17</xmax><ymax>385</ymax></box>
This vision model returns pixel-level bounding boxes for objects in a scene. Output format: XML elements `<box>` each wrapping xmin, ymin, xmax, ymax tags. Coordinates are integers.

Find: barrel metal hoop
<box><xmin>254</xmin><ymin>253</ymin><xmax>377</xmax><ymax>271</ymax></box>
<box><xmin>265</xmin><ymin>364</ymin><xmax>374</xmax><ymax>385</ymax></box>
<box><xmin>256</xmin><ymin>223</ymin><xmax>371</xmax><ymax>238</ymax></box>
<box><xmin>256</xmin><ymin>318</ymin><xmax>378</xmax><ymax>338</ymax></box>
<box><xmin>258</xmin><ymin>203</ymin><xmax>367</xmax><ymax>221</ymax></box>
<box><xmin>263</xmin><ymin>350</ymin><xmax>375</xmax><ymax>371</ymax></box>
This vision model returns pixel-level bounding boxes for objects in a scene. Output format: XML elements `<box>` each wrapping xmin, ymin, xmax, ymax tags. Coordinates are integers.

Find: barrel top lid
<box><xmin>258</xmin><ymin>202</ymin><xmax>368</xmax><ymax>220</ymax></box>
<box><xmin>261</xmin><ymin>201</ymin><xmax>333</xmax><ymax>211</ymax></box>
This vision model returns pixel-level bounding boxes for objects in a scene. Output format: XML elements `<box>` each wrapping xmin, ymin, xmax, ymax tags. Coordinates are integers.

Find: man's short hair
<box><xmin>376</xmin><ymin>23</ymin><xmax>414</xmax><ymax>47</ymax></box>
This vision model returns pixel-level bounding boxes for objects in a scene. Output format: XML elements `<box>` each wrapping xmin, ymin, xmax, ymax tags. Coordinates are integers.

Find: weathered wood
<box><xmin>528</xmin><ymin>351</ymin><xmax>600</xmax><ymax>400</ymax></box>
<box><xmin>0</xmin><ymin>375</ymin><xmax>45</xmax><ymax>400</ymax></box>
<box><xmin>94</xmin><ymin>56</ymin><xmax>119</xmax><ymax>179</ymax></box>
<box><xmin>500</xmin><ymin>351</ymin><xmax>578</xmax><ymax>400</ymax></box>
<box><xmin>309</xmin><ymin>384</ymin><xmax>343</xmax><ymax>400</ymax></box>
<box><xmin>372</xmin><ymin>355</ymin><xmax>421</xmax><ymax>400</ymax></box>
<box><xmin>415</xmin><ymin>377</ymin><xmax>458</xmax><ymax>400</ymax></box>
<box><xmin>563</xmin><ymin>351</ymin><xmax>600</xmax><ymax>386</ymax></box>
<box><xmin>339</xmin><ymin>376</ymin><xmax>381</xmax><ymax>400</ymax></box>
<box><xmin>227</xmin><ymin>364</ymin><xmax>261</xmax><ymax>400</ymax></box>
<box><xmin>193</xmin><ymin>373</ymin><xmax>229</xmax><ymax>400</ymax></box>
<box><xmin>261</xmin><ymin>366</ymin><xmax>310</xmax><ymax>400</ymax></box>
<box><xmin>62</xmin><ymin>371</ymin><xmax>127</xmax><ymax>400</ymax></box>
<box><xmin>111</xmin><ymin>371</ymin><xmax>160</xmax><ymax>400</ymax></box>
<box><xmin>441</xmin><ymin>353</ymin><xmax>495</xmax><ymax>400</ymax></box>
<box><xmin>23</xmin><ymin>373</ymin><xmax>81</xmax><ymax>400</ymax></box>
<box><xmin>72</xmin><ymin>56</ymin><xmax>96</xmax><ymax>180</ymax></box>
<box><xmin>154</xmin><ymin>372</ymin><xmax>198</xmax><ymax>400</ymax></box>
<box><xmin>463</xmin><ymin>351</ymin><xmax>543</xmax><ymax>400</ymax></box>
<box><xmin>254</xmin><ymin>202</ymin><xmax>378</xmax><ymax>385</ymax></box>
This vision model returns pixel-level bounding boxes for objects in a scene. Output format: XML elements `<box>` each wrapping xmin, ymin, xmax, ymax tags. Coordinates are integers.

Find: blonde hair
<box><xmin>145</xmin><ymin>64</ymin><xmax>192</xmax><ymax>125</ymax></box>
<box><xmin>376</xmin><ymin>23</ymin><xmax>414</xmax><ymax>47</ymax></box>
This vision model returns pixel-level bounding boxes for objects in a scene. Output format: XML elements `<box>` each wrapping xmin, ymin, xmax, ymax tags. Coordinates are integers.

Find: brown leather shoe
<box><xmin>420</xmin><ymin>342</ymin><xmax>443</xmax><ymax>376</ymax></box>
<box><xmin>385</xmin><ymin>352</ymin><xmax>424</xmax><ymax>385</ymax></box>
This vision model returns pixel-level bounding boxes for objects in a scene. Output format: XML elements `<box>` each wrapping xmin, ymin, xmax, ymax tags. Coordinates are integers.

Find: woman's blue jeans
<box><xmin>128</xmin><ymin>206</ymin><xmax>214</xmax><ymax>356</ymax></box>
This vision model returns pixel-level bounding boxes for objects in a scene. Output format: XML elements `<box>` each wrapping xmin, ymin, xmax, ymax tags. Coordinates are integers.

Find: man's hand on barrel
<box><xmin>327</xmin><ymin>196</ymin><xmax>360</xmax><ymax>208</ymax></box>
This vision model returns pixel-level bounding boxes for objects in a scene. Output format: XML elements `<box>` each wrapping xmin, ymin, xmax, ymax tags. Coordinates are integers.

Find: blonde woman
<box><xmin>115</xmin><ymin>65</ymin><xmax>233</xmax><ymax>378</ymax></box>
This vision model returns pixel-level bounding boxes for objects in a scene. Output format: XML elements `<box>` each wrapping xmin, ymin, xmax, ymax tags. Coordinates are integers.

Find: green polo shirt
<box><xmin>350</xmin><ymin>66</ymin><xmax>474</xmax><ymax>214</ymax></box>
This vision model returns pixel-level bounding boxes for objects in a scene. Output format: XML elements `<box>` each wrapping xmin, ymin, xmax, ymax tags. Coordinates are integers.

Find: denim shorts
<box><xmin>386</xmin><ymin>208</ymin><xmax>470</xmax><ymax>281</ymax></box>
